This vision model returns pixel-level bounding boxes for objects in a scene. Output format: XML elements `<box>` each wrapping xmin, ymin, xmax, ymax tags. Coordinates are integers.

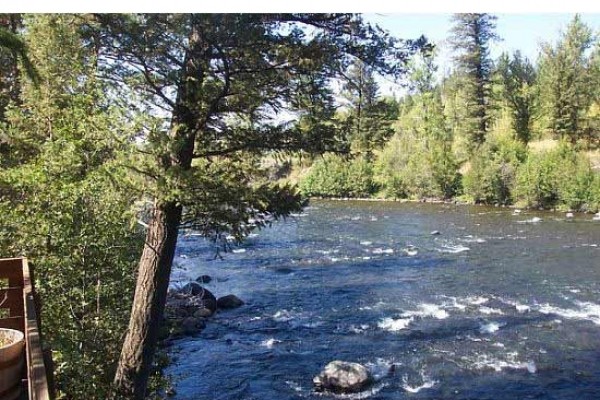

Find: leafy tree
<box><xmin>539</xmin><ymin>15</ymin><xmax>595</xmax><ymax>143</ymax></box>
<box><xmin>463</xmin><ymin>131</ymin><xmax>526</xmax><ymax>204</ymax></box>
<box><xmin>90</xmin><ymin>14</ymin><xmax>422</xmax><ymax>398</ymax></box>
<box><xmin>496</xmin><ymin>51</ymin><xmax>537</xmax><ymax>144</ymax></box>
<box><xmin>449</xmin><ymin>13</ymin><xmax>499</xmax><ymax>149</ymax></box>
<box><xmin>0</xmin><ymin>14</ymin><xmax>144</xmax><ymax>398</ymax></box>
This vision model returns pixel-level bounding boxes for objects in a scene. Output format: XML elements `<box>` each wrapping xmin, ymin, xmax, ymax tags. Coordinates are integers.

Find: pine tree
<box><xmin>449</xmin><ymin>13</ymin><xmax>499</xmax><ymax>149</ymax></box>
<box><xmin>90</xmin><ymin>14</ymin><xmax>423</xmax><ymax>398</ymax></box>
<box><xmin>539</xmin><ymin>14</ymin><xmax>595</xmax><ymax>143</ymax></box>
<box><xmin>342</xmin><ymin>59</ymin><xmax>398</xmax><ymax>159</ymax></box>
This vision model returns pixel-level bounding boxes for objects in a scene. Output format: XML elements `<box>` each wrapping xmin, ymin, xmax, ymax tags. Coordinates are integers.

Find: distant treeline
<box><xmin>299</xmin><ymin>14</ymin><xmax>600</xmax><ymax>212</ymax></box>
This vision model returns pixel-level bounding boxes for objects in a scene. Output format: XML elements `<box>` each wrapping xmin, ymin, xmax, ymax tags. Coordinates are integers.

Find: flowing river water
<box><xmin>167</xmin><ymin>200</ymin><xmax>600</xmax><ymax>399</ymax></box>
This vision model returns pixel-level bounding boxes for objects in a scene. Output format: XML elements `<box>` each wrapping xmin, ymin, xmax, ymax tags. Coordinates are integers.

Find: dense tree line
<box><xmin>301</xmin><ymin>14</ymin><xmax>600</xmax><ymax>212</ymax></box>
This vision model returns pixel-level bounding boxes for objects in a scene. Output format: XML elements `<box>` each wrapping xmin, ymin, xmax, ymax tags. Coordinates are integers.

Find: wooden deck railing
<box><xmin>0</xmin><ymin>257</ymin><xmax>51</xmax><ymax>400</ymax></box>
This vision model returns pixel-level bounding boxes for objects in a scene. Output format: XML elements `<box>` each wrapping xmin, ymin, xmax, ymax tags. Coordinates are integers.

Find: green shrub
<box><xmin>300</xmin><ymin>154</ymin><xmax>375</xmax><ymax>198</ymax></box>
<box><xmin>374</xmin><ymin>133</ymin><xmax>460</xmax><ymax>199</ymax></box>
<box><xmin>463</xmin><ymin>133</ymin><xmax>526</xmax><ymax>204</ymax></box>
<box><xmin>514</xmin><ymin>142</ymin><xmax>600</xmax><ymax>211</ymax></box>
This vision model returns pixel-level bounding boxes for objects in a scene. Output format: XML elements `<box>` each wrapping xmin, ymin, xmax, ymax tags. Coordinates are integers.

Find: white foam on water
<box><xmin>378</xmin><ymin>317</ymin><xmax>413</xmax><ymax>332</ymax></box>
<box><xmin>317</xmin><ymin>249</ymin><xmax>340</xmax><ymax>255</ymax></box>
<box><xmin>516</xmin><ymin>304</ymin><xmax>531</xmax><ymax>313</ymax></box>
<box><xmin>359</xmin><ymin>241</ymin><xmax>373</xmax><ymax>246</ymax></box>
<box><xmin>480</xmin><ymin>321</ymin><xmax>503</xmax><ymax>334</ymax></box>
<box><xmin>362</xmin><ymin>256</ymin><xmax>372</xmax><ymax>260</ymax></box>
<box><xmin>366</xmin><ymin>358</ymin><xmax>395</xmax><ymax>380</ymax></box>
<box><xmin>370</xmin><ymin>216</ymin><xmax>378</xmax><ymax>221</ymax></box>
<box><xmin>290</xmin><ymin>212</ymin><xmax>308</xmax><ymax>217</ymax></box>
<box><xmin>479</xmin><ymin>306</ymin><xmax>504</xmax><ymax>315</ymax></box>
<box><xmin>260</xmin><ymin>338</ymin><xmax>281</xmax><ymax>349</ymax></box>
<box><xmin>321</xmin><ymin>382</ymin><xmax>389</xmax><ymax>399</ymax></box>
<box><xmin>443</xmin><ymin>295</ymin><xmax>488</xmax><ymax>311</ymax></box>
<box><xmin>517</xmin><ymin>217</ymin><xmax>542</xmax><ymax>224</ymax></box>
<box><xmin>538</xmin><ymin>301</ymin><xmax>600</xmax><ymax>325</ymax></box>
<box><xmin>232</xmin><ymin>249</ymin><xmax>246</xmax><ymax>254</ymax></box>
<box><xmin>348</xmin><ymin>324</ymin><xmax>370</xmax><ymax>334</ymax></box>
<box><xmin>461</xmin><ymin>236</ymin><xmax>487</xmax><ymax>244</ymax></box>
<box><xmin>401</xmin><ymin>370</ymin><xmax>437</xmax><ymax>393</ymax></box>
<box><xmin>273</xmin><ymin>309</ymin><xmax>300</xmax><ymax>322</ymax></box>
<box><xmin>403</xmin><ymin>248</ymin><xmax>418</xmax><ymax>256</ymax></box>
<box><xmin>466</xmin><ymin>296</ymin><xmax>489</xmax><ymax>305</ymax></box>
<box><xmin>403</xmin><ymin>303</ymin><xmax>449</xmax><ymax>320</ymax></box>
<box><xmin>437</xmin><ymin>244</ymin><xmax>470</xmax><ymax>254</ymax></box>
<box><xmin>372</xmin><ymin>248</ymin><xmax>394</xmax><ymax>255</ymax></box>
<box><xmin>285</xmin><ymin>380</ymin><xmax>304</xmax><ymax>393</ymax></box>
<box><xmin>465</xmin><ymin>352</ymin><xmax>536</xmax><ymax>373</ymax></box>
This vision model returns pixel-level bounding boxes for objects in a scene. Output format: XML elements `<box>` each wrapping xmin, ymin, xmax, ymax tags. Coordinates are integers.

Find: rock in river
<box><xmin>217</xmin><ymin>294</ymin><xmax>245</xmax><ymax>310</ymax></box>
<box><xmin>313</xmin><ymin>361</ymin><xmax>372</xmax><ymax>393</ymax></box>
<box><xmin>195</xmin><ymin>275</ymin><xmax>212</xmax><ymax>284</ymax></box>
<box><xmin>171</xmin><ymin>283</ymin><xmax>217</xmax><ymax>312</ymax></box>
<box><xmin>181</xmin><ymin>317</ymin><xmax>206</xmax><ymax>335</ymax></box>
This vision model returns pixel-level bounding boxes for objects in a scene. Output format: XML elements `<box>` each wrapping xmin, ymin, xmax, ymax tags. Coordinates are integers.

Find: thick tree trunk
<box><xmin>113</xmin><ymin>200</ymin><xmax>182</xmax><ymax>399</ymax></box>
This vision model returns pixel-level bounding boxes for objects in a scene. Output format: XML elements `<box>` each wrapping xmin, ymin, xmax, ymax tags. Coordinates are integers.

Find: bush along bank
<box><xmin>298</xmin><ymin>141</ymin><xmax>600</xmax><ymax>214</ymax></box>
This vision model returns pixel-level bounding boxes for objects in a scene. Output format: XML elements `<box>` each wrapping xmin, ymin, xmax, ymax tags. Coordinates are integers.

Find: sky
<box><xmin>363</xmin><ymin>13</ymin><xmax>600</xmax><ymax>96</ymax></box>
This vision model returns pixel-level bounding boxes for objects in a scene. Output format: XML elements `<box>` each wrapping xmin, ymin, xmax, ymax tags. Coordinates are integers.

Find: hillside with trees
<box><xmin>299</xmin><ymin>14</ymin><xmax>600</xmax><ymax>212</ymax></box>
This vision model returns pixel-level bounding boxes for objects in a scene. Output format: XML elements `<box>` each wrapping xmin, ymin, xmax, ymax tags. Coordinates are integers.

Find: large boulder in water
<box><xmin>217</xmin><ymin>294</ymin><xmax>244</xmax><ymax>310</ymax></box>
<box><xmin>313</xmin><ymin>361</ymin><xmax>372</xmax><ymax>393</ymax></box>
<box><xmin>173</xmin><ymin>283</ymin><xmax>217</xmax><ymax>312</ymax></box>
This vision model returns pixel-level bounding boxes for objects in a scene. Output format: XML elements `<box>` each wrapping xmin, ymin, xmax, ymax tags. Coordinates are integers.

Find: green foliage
<box><xmin>538</xmin><ymin>15</ymin><xmax>596</xmax><ymax>143</ymax></box>
<box><xmin>341</xmin><ymin>59</ymin><xmax>399</xmax><ymax>158</ymax></box>
<box><xmin>449</xmin><ymin>13</ymin><xmax>499</xmax><ymax>147</ymax></box>
<box><xmin>300</xmin><ymin>154</ymin><xmax>375</xmax><ymax>198</ymax></box>
<box><xmin>495</xmin><ymin>51</ymin><xmax>537</xmax><ymax>144</ymax></box>
<box><xmin>374</xmin><ymin>132</ymin><xmax>461</xmax><ymax>200</ymax></box>
<box><xmin>515</xmin><ymin>142</ymin><xmax>600</xmax><ymax>211</ymax></box>
<box><xmin>0</xmin><ymin>15</ymin><xmax>144</xmax><ymax>399</ymax></box>
<box><xmin>463</xmin><ymin>132</ymin><xmax>527</xmax><ymax>204</ymax></box>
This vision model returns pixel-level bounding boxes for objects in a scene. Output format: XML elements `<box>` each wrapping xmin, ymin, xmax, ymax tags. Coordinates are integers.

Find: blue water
<box><xmin>167</xmin><ymin>200</ymin><xmax>600</xmax><ymax>399</ymax></box>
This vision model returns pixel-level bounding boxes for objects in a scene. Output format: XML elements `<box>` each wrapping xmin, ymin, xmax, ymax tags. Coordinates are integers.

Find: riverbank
<box><xmin>309</xmin><ymin>196</ymin><xmax>600</xmax><ymax>215</ymax></box>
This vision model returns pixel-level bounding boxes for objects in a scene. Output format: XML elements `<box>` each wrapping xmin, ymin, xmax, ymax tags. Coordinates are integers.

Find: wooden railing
<box><xmin>0</xmin><ymin>257</ymin><xmax>51</xmax><ymax>400</ymax></box>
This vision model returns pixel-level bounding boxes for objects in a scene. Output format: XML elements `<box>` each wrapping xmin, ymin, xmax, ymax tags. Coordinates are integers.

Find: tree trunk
<box><xmin>113</xmin><ymin>200</ymin><xmax>182</xmax><ymax>399</ymax></box>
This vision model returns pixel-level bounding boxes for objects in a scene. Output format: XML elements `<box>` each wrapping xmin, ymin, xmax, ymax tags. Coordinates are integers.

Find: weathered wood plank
<box><xmin>0</xmin><ymin>258</ymin><xmax>52</xmax><ymax>400</ymax></box>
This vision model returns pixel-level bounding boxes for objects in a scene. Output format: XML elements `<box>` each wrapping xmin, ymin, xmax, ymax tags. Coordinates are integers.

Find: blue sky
<box><xmin>363</xmin><ymin>13</ymin><xmax>600</xmax><ymax>96</ymax></box>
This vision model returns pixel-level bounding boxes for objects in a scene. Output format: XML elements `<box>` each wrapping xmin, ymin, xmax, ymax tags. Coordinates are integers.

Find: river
<box><xmin>167</xmin><ymin>200</ymin><xmax>600</xmax><ymax>399</ymax></box>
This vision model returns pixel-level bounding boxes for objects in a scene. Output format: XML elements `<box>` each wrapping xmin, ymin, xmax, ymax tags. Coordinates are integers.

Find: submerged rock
<box><xmin>217</xmin><ymin>294</ymin><xmax>245</xmax><ymax>310</ymax></box>
<box><xmin>181</xmin><ymin>317</ymin><xmax>206</xmax><ymax>335</ymax></box>
<box><xmin>313</xmin><ymin>361</ymin><xmax>372</xmax><ymax>393</ymax></box>
<box><xmin>195</xmin><ymin>275</ymin><xmax>213</xmax><ymax>284</ymax></box>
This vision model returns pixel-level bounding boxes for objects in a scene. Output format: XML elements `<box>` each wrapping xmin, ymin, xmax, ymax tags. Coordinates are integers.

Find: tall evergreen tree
<box><xmin>342</xmin><ymin>59</ymin><xmax>398</xmax><ymax>158</ymax></box>
<box><xmin>449</xmin><ymin>13</ymin><xmax>499</xmax><ymax>149</ymax></box>
<box><xmin>91</xmin><ymin>14</ymin><xmax>423</xmax><ymax>398</ymax></box>
<box><xmin>539</xmin><ymin>14</ymin><xmax>595</xmax><ymax>143</ymax></box>
<box><xmin>496</xmin><ymin>51</ymin><xmax>537</xmax><ymax>144</ymax></box>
